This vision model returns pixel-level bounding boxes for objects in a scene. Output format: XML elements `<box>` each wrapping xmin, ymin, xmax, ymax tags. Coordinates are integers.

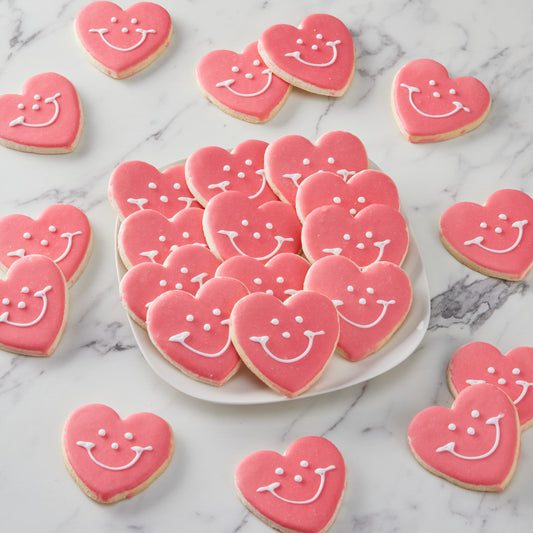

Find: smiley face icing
<box><xmin>75</xmin><ymin>2</ymin><xmax>172</xmax><ymax>79</ymax></box>
<box><xmin>439</xmin><ymin>189</ymin><xmax>533</xmax><ymax>281</ymax></box>
<box><xmin>62</xmin><ymin>404</ymin><xmax>174</xmax><ymax>503</ymax></box>
<box><xmin>408</xmin><ymin>384</ymin><xmax>520</xmax><ymax>492</ymax></box>
<box><xmin>258</xmin><ymin>14</ymin><xmax>355</xmax><ymax>96</ymax></box>
<box><xmin>392</xmin><ymin>58</ymin><xmax>491</xmax><ymax>143</ymax></box>
<box><xmin>448</xmin><ymin>342</ymin><xmax>533</xmax><ymax>431</ymax></box>
<box><xmin>235</xmin><ymin>436</ymin><xmax>346</xmax><ymax>533</ymax></box>
<box><xmin>197</xmin><ymin>41</ymin><xmax>292</xmax><ymax>123</ymax></box>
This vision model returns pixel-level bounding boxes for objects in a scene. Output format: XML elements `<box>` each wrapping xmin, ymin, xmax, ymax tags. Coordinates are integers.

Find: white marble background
<box><xmin>0</xmin><ymin>0</ymin><xmax>532</xmax><ymax>531</ymax></box>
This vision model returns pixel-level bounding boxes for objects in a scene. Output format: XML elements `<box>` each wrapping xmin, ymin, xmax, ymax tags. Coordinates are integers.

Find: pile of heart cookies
<box><xmin>109</xmin><ymin>130</ymin><xmax>414</xmax><ymax>397</ymax></box>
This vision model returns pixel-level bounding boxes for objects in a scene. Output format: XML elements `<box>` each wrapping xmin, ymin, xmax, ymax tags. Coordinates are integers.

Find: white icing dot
<box><xmin>296</xmin><ymin>38</ymin><xmax>303</xmax><ymax>45</ymax></box>
<box><xmin>328</xmin><ymin>157</ymin><xmax>335</xmax><ymax>164</ymax></box>
<box><xmin>357</xmin><ymin>196</ymin><xmax>366</xmax><ymax>204</ymax></box>
<box><xmin>266</xmin><ymin>222</ymin><xmax>273</xmax><ymax>229</ymax></box>
<box><xmin>185</xmin><ymin>314</ymin><xmax>194</xmax><ymax>322</ymax></box>
<box><xmin>429</xmin><ymin>80</ymin><xmax>436</xmax><ymax>86</ymax></box>
<box><xmin>245</xmin><ymin>159</ymin><xmax>253</xmax><ymax>166</ymax></box>
<box><xmin>467</xmin><ymin>427</ymin><xmax>476</xmax><ymax>436</ymax></box>
<box><xmin>282</xmin><ymin>331</ymin><xmax>291</xmax><ymax>338</ymax></box>
<box><xmin>148</xmin><ymin>182</ymin><xmax>157</xmax><ymax>189</ymax></box>
<box><xmin>17</xmin><ymin>103</ymin><xmax>24</xmax><ymax>110</ymax></box>
<box><xmin>245</xmin><ymin>73</ymin><xmax>254</xmax><ymax>79</ymax></box>
<box><xmin>365</xmin><ymin>231</ymin><xmax>373</xmax><ymax>239</ymax></box>
<box><xmin>121</xmin><ymin>27</ymin><xmax>128</xmax><ymax>33</ymax></box>
<box><xmin>495</xmin><ymin>227</ymin><xmax>503</xmax><ymax>234</ymax></box>
<box><xmin>343</xmin><ymin>234</ymin><xmax>351</xmax><ymax>241</ymax></box>
<box><xmin>266</xmin><ymin>289</ymin><xmax>274</xmax><ymax>295</ymax></box>
<box><xmin>303</xmin><ymin>158</ymin><xmax>310</xmax><ymax>165</ymax></box>
<box><xmin>498</xmin><ymin>378</ymin><xmax>507</xmax><ymax>385</ymax></box>
<box><xmin>487</xmin><ymin>367</ymin><xmax>495</xmax><ymax>374</ymax></box>
<box><xmin>359</xmin><ymin>298</ymin><xmax>367</xmax><ymax>305</ymax></box>
<box><xmin>241</xmin><ymin>219</ymin><xmax>248</xmax><ymax>226</ymax></box>
<box><xmin>23</xmin><ymin>232</ymin><xmax>31</xmax><ymax>239</ymax></box>
<box><xmin>2</xmin><ymin>298</ymin><xmax>9</xmax><ymax>305</ymax></box>
<box><xmin>513</xmin><ymin>368</ymin><xmax>521</xmax><ymax>375</ymax></box>
<box><xmin>112</xmin><ymin>442</ymin><xmax>119</xmax><ymax>449</ymax></box>
<box><xmin>124</xmin><ymin>432</ymin><xmax>133</xmax><ymax>440</ymax></box>
<box><xmin>333</xmin><ymin>196</ymin><xmax>342</xmax><ymax>204</ymax></box>
<box><xmin>40</xmin><ymin>239</ymin><xmax>48</xmax><ymax>246</ymax></box>
<box><xmin>158</xmin><ymin>235</ymin><xmax>166</xmax><ymax>242</ymax></box>
<box><xmin>160</xmin><ymin>196</ymin><xmax>169</xmax><ymax>203</ymax></box>
<box><xmin>48</xmin><ymin>226</ymin><xmax>56</xmax><ymax>233</ymax></box>
<box><xmin>223</xmin><ymin>164</ymin><xmax>231</xmax><ymax>171</ymax></box>
<box><xmin>471</xmin><ymin>410</ymin><xmax>480</xmax><ymax>418</ymax></box>
<box><xmin>180</xmin><ymin>267</ymin><xmax>188</xmax><ymax>274</ymax></box>
<box><xmin>311</xmin><ymin>44</ymin><xmax>318</xmax><ymax>50</ymax></box>
<box><xmin>159</xmin><ymin>280</ymin><xmax>167</xmax><ymax>287</ymax></box>
<box><xmin>499</xmin><ymin>214</ymin><xmax>508</xmax><ymax>220</ymax></box>
<box><xmin>275</xmin><ymin>467</ymin><xmax>284</xmax><ymax>475</ymax></box>
<box><xmin>271</xmin><ymin>318</ymin><xmax>279</xmax><ymax>325</ymax></box>
<box><xmin>276</xmin><ymin>276</ymin><xmax>284</xmax><ymax>284</ymax></box>
<box><xmin>356</xmin><ymin>243</ymin><xmax>365</xmax><ymax>250</ymax></box>
<box><xmin>203</xmin><ymin>323</ymin><xmax>211</xmax><ymax>331</ymax></box>
<box><xmin>347</xmin><ymin>285</ymin><xmax>354</xmax><ymax>292</ymax></box>
<box><xmin>21</xmin><ymin>287</ymin><xmax>29</xmax><ymax>294</ymax></box>
<box><xmin>212</xmin><ymin>308</ymin><xmax>221</xmax><ymax>316</ymax></box>
<box><xmin>433</xmin><ymin>92</ymin><xmax>441</xmax><ymax>98</ymax></box>
<box><xmin>232</xmin><ymin>66</ymin><xmax>239</xmax><ymax>73</ymax></box>
<box><xmin>237</xmin><ymin>172</ymin><xmax>245</xmax><ymax>178</ymax></box>
<box><xmin>110</xmin><ymin>16</ymin><xmax>117</xmax><ymax>23</ymax></box>
<box><xmin>131</xmin><ymin>18</ymin><xmax>138</xmax><ymax>24</ymax></box>
<box><xmin>34</xmin><ymin>94</ymin><xmax>41</xmax><ymax>101</ymax></box>
<box><xmin>32</xmin><ymin>104</ymin><xmax>40</xmax><ymax>111</ymax></box>
<box><xmin>366</xmin><ymin>287</ymin><xmax>374</xmax><ymax>294</ymax></box>
<box><xmin>295</xmin><ymin>316</ymin><xmax>303</xmax><ymax>323</ymax></box>
<box><xmin>253</xmin><ymin>232</ymin><xmax>261</xmax><ymax>239</ymax></box>
<box><xmin>300</xmin><ymin>460</ymin><xmax>309</xmax><ymax>468</ymax></box>
<box><xmin>98</xmin><ymin>429</ymin><xmax>106</xmax><ymax>437</ymax></box>
<box><xmin>182</xmin><ymin>231</ymin><xmax>190</xmax><ymax>238</ymax></box>
<box><xmin>448</xmin><ymin>423</ymin><xmax>456</xmax><ymax>431</ymax></box>
<box><xmin>294</xmin><ymin>475</ymin><xmax>303</xmax><ymax>482</ymax></box>
<box><xmin>253</xmin><ymin>60</ymin><xmax>261</xmax><ymax>67</ymax></box>
<box><xmin>173</xmin><ymin>183</ymin><xmax>181</xmax><ymax>190</ymax></box>
<box><xmin>175</xmin><ymin>283</ymin><xmax>183</xmax><ymax>290</ymax></box>
<box><xmin>480</xmin><ymin>222</ymin><xmax>488</xmax><ymax>229</ymax></box>
<box><xmin>449</xmin><ymin>88</ymin><xmax>456</xmax><ymax>95</ymax></box>
<box><xmin>253</xmin><ymin>277</ymin><xmax>262</xmax><ymax>285</ymax></box>
<box><xmin>349</xmin><ymin>208</ymin><xmax>357</xmax><ymax>215</ymax></box>
<box><xmin>317</xmin><ymin>33</ymin><xmax>323</xmax><ymax>39</ymax></box>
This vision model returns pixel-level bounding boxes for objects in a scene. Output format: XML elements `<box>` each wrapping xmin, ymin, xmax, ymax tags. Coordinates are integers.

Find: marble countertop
<box><xmin>1</xmin><ymin>0</ymin><xmax>532</xmax><ymax>531</ymax></box>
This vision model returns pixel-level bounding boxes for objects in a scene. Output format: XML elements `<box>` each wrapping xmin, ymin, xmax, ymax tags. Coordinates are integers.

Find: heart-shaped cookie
<box><xmin>197</xmin><ymin>41</ymin><xmax>291</xmax><ymax>123</ymax></box>
<box><xmin>448</xmin><ymin>342</ymin><xmax>533</xmax><ymax>431</ymax></box>
<box><xmin>258</xmin><ymin>13</ymin><xmax>355</xmax><ymax>96</ymax></box>
<box><xmin>117</xmin><ymin>207</ymin><xmax>206</xmax><ymax>269</ymax></box>
<box><xmin>439</xmin><ymin>189</ymin><xmax>533</xmax><ymax>281</ymax></box>
<box><xmin>0</xmin><ymin>204</ymin><xmax>92</xmax><ymax>288</ymax></box>
<box><xmin>75</xmin><ymin>1</ymin><xmax>172</xmax><ymax>79</ymax></box>
<box><xmin>302</xmin><ymin>204</ymin><xmax>409</xmax><ymax>267</ymax></box>
<box><xmin>0</xmin><ymin>255</ymin><xmax>68</xmax><ymax>356</ymax></box>
<box><xmin>295</xmin><ymin>169</ymin><xmax>400</xmax><ymax>221</ymax></box>
<box><xmin>231</xmin><ymin>291</ymin><xmax>339</xmax><ymax>397</ymax></box>
<box><xmin>408</xmin><ymin>384</ymin><xmax>520</xmax><ymax>491</ymax></box>
<box><xmin>185</xmin><ymin>139</ymin><xmax>277</xmax><ymax>207</ymax></box>
<box><xmin>109</xmin><ymin>161</ymin><xmax>200</xmax><ymax>221</ymax></box>
<box><xmin>120</xmin><ymin>244</ymin><xmax>221</xmax><ymax>325</ymax></box>
<box><xmin>264</xmin><ymin>131</ymin><xmax>368</xmax><ymax>206</ymax></box>
<box><xmin>216</xmin><ymin>253</ymin><xmax>310</xmax><ymax>301</ymax></box>
<box><xmin>146</xmin><ymin>277</ymin><xmax>248</xmax><ymax>386</ymax></box>
<box><xmin>0</xmin><ymin>72</ymin><xmax>83</xmax><ymax>154</ymax></box>
<box><xmin>62</xmin><ymin>403</ymin><xmax>174</xmax><ymax>503</ymax></box>
<box><xmin>235</xmin><ymin>436</ymin><xmax>346</xmax><ymax>533</ymax></box>
<box><xmin>304</xmin><ymin>256</ymin><xmax>412</xmax><ymax>361</ymax></box>
<box><xmin>392</xmin><ymin>58</ymin><xmax>491</xmax><ymax>143</ymax></box>
<box><xmin>203</xmin><ymin>191</ymin><xmax>301</xmax><ymax>263</ymax></box>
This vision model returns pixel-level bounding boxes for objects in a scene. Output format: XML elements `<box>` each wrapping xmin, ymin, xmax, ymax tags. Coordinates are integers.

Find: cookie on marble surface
<box><xmin>62</xmin><ymin>403</ymin><xmax>174</xmax><ymax>503</ymax></box>
<box><xmin>392</xmin><ymin>58</ymin><xmax>491</xmax><ymax>143</ymax></box>
<box><xmin>75</xmin><ymin>1</ymin><xmax>172</xmax><ymax>79</ymax></box>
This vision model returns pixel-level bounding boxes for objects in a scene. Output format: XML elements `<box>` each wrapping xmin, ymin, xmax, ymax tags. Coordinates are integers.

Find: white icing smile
<box><xmin>333</xmin><ymin>299</ymin><xmax>396</xmax><ymax>329</ymax></box>
<box><xmin>9</xmin><ymin>93</ymin><xmax>61</xmax><ymax>128</ymax></box>
<box><xmin>436</xmin><ymin>413</ymin><xmax>504</xmax><ymax>460</ymax></box>
<box><xmin>257</xmin><ymin>465</ymin><xmax>336</xmax><ymax>504</ymax></box>
<box><xmin>249</xmin><ymin>329</ymin><xmax>325</xmax><ymax>363</ymax></box>
<box><xmin>7</xmin><ymin>231</ymin><xmax>83</xmax><ymax>264</ymax></box>
<box><xmin>76</xmin><ymin>440</ymin><xmax>153</xmax><ymax>471</ymax></box>
<box><xmin>400</xmin><ymin>83</ymin><xmax>471</xmax><ymax>118</ymax></box>
<box><xmin>217</xmin><ymin>230</ymin><xmax>294</xmax><ymax>261</ymax></box>
<box><xmin>466</xmin><ymin>378</ymin><xmax>533</xmax><ymax>405</ymax></box>
<box><xmin>0</xmin><ymin>285</ymin><xmax>52</xmax><ymax>328</ymax></box>
<box><xmin>207</xmin><ymin>170</ymin><xmax>268</xmax><ymax>200</ymax></box>
<box><xmin>285</xmin><ymin>40</ymin><xmax>341</xmax><ymax>67</ymax></box>
<box><xmin>88</xmin><ymin>27</ymin><xmax>156</xmax><ymax>52</ymax></box>
<box><xmin>322</xmin><ymin>239</ymin><xmax>390</xmax><ymax>262</ymax></box>
<box><xmin>464</xmin><ymin>220</ymin><xmax>528</xmax><ymax>253</ymax></box>
<box><xmin>216</xmin><ymin>69</ymin><xmax>273</xmax><ymax>97</ymax></box>
<box><xmin>169</xmin><ymin>318</ymin><xmax>231</xmax><ymax>358</ymax></box>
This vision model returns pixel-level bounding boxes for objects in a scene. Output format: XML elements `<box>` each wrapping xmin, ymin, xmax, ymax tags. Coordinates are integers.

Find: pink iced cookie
<box><xmin>117</xmin><ymin>207</ymin><xmax>206</xmax><ymax>269</ymax></box>
<box><xmin>439</xmin><ymin>189</ymin><xmax>533</xmax><ymax>281</ymax></box>
<box><xmin>109</xmin><ymin>161</ymin><xmax>200</xmax><ymax>221</ymax></box>
<box><xmin>75</xmin><ymin>1</ymin><xmax>172</xmax><ymax>79</ymax></box>
<box><xmin>0</xmin><ymin>72</ymin><xmax>83</xmax><ymax>154</ymax></box>
<box><xmin>304</xmin><ymin>256</ymin><xmax>412</xmax><ymax>361</ymax></box>
<box><xmin>235</xmin><ymin>436</ymin><xmax>346</xmax><ymax>533</ymax></box>
<box><xmin>0</xmin><ymin>204</ymin><xmax>92</xmax><ymax>288</ymax></box>
<box><xmin>264</xmin><ymin>131</ymin><xmax>368</xmax><ymax>206</ymax></box>
<box><xmin>196</xmin><ymin>41</ymin><xmax>291</xmax><ymax>123</ymax></box>
<box><xmin>408</xmin><ymin>384</ymin><xmax>520</xmax><ymax>492</ymax></box>
<box><xmin>0</xmin><ymin>255</ymin><xmax>68</xmax><ymax>356</ymax></box>
<box><xmin>302</xmin><ymin>204</ymin><xmax>408</xmax><ymax>267</ymax></box>
<box><xmin>120</xmin><ymin>244</ymin><xmax>221</xmax><ymax>325</ymax></box>
<box><xmin>185</xmin><ymin>140</ymin><xmax>277</xmax><ymax>207</ymax></box>
<box><xmin>203</xmin><ymin>191</ymin><xmax>301</xmax><ymax>263</ymax></box>
<box><xmin>62</xmin><ymin>403</ymin><xmax>174</xmax><ymax>503</ymax></box>
<box><xmin>146</xmin><ymin>277</ymin><xmax>248</xmax><ymax>386</ymax></box>
<box><xmin>258</xmin><ymin>13</ymin><xmax>355</xmax><ymax>97</ymax></box>
<box><xmin>216</xmin><ymin>253</ymin><xmax>310</xmax><ymax>301</ymax></box>
<box><xmin>295</xmin><ymin>169</ymin><xmax>400</xmax><ymax>221</ymax></box>
<box><xmin>230</xmin><ymin>291</ymin><xmax>339</xmax><ymax>397</ymax></box>
<box><xmin>448</xmin><ymin>342</ymin><xmax>533</xmax><ymax>431</ymax></box>
<box><xmin>392</xmin><ymin>58</ymin><xmax>491</xmax><ymax>143</ymax></box>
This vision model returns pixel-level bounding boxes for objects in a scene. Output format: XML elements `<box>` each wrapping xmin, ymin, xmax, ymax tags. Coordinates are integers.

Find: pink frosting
<box><xmin>118</xmin><ymin>207</ymin><xmax>207</xmax><ymax>269</ymax></box>
<box><xmin>75</xmin><ymin>1</ymin><xmax>172</xmax><ymax>79</ymax></box>
<box><xmin>439</xmin><ymin>189</ymin><xmax>533</xmax><ymax>280</ymax></box>
<box><xmin>448</xmin><ymin>342</ymin><xmax>533</xmax><ymax>431</ymax></box>
<box><xmin>258</xmin><ymin>14</ymin><xmax>355</xmax><ymax>96</ymax></box>
<box><xmin>392</xmin><ymin>58</ymin><xmax>491</xmax><ymax>143</ymax></box>
<box><xmin>295</xmin><ymin>169</ymin><xmax>400</xmax><ymax>221</ymax></box>
<box><xmin>196</xmin><ymin>41</ymin><xmax>291</xmax><ymax>123</ymax></box>
<box><xmin>264</xmin><ymin>131</ymin><xmax>368</xmax><ymax>205</ymax></box>
<box><xmin>185</xmin><ymin>140</ymin><xmax>278</xmax><ymax>207</ymax></box>
<box><xmin>230</xmin><ymin>291</ymin><xmax>339</xmax><ymax>397</ymax></box>
<box><xmin>216</xmin><ymin>252</ymin><xmax>309</xmax><ymax>301</ymax></box>
<box><xmin>304</xmin><ymin>256</ymin><xmax>412</xmax><ymax>361</ymax></box>
<box><xmin>146</xmin><ymin>277</ymin><xmax>248</xmax><ymax>386</ymax></box>
<box><xmin>63</xmin><ymin>403</ymin><xmax>173</xmax><ymax>503</ymax></box>
<box><xmin>0</xmin><ymin>204</ymin><xmax>92</xmax><ymax>287</ymax></box>
<box><xmin>109</xmin><ymin>161</ymin><xmax>200</xmax><ymax>220</ymax></box>
<box><xmin>203</xmin><ymin>191</ymin><xmax>301</xmax><ymax>263</ymax></box>
<box><xmin>408</xmin><ymin>383</ymin><xmax>520</xmax><ymax>491</ymax></box>
<box><xmin>0</xmin><ymin>255</ymin><xmax>67</xmax><ymax>356</ymax></box>
<box><xmin>302</xmin><ymin>204</ymin><xmax>408</xmax><ymax>267</ymax></box>
<box><xmin>0</xmin><ymin>72</ymin><xmax>82</xmax><ymax>153</ymax></box>
<box><xmin>120</xmin><ymin>244</ymin><xmax>221</xmax><ymax>324</ymax></box>
<box><xmin>235</xmin><ymin>436</ymin><xmax>346</xmax><ymax>533</ymax></box>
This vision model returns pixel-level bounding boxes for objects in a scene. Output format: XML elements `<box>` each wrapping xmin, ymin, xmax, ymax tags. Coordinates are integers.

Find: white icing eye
<box><xmin>513</xmin><ymin>368</ymin><xmax>521</xmax><ymax>375</ymax></box>
<box><xmin>148</xmin><ymin>182</ymin><xmax>157</xmax><ymax>189</ymax></box>
<box><xmin>232</xmin><ymin>66</ymin><xmax>239</xmax><ymax>73</ymax></box>
<box><xmin>180</xmin><ymin>267</ymin><xmax>188</xmax><ymax>274</ymax></box>
<box><xmin>175</xmin><ymin>283</ymin><xmax>183</xmax><ymax>290</ymax></box>
<box><xmin>429</xmin><ymin>80</ymin><xmax>436</xmax><ymax>86</ymax></box>
<box><xmin>21</xmin><ymin>287</ymin><xmax>29</xmax><ymax>294</ymax></box>
<box><xmin>17</xmin><ymin>103</ymin><xmax>24</xmax><ymax>110</ymax></box>
<box><xmin>349</xmin><ymin>208</ymin><xmax>357</xmax><ymax>215</ymax></box>
<box><xmin>245</xmin><ymin>73</ymin><xmax>254</xmax><ymax>79</ymax></box>
<box><xmin>245</xmin><ymin>159</ymin><xmax>253</xmax><ymax>166</ymax></box>
<box><xmin>112</xmin><ymin>442</ymin><xmax>119</xmax><ymax>449</ymax></box>
<box><xmin>282</xmin><ymin>331</ymin><xmax>291</xmax><ymax>338</ymax></box>
<box><xmin>295</xmin><ymin>316</ymin><xmax>303</xmax><ymax>323</ymax></box>
<box><xmin>173</xmin><ymin>183</ymin><xmax>181</xmax><ymax>190</ymax></box>
<box><xmin>317</xmin><ymin>34</ymin><xmax>323</xmax><ymax>39</ymax></box>
<box><xmin>495</xmin><ymin>227</ymin><xmax>503</xmax><ymax>234</ymax></box>
<box><xmin>471</xmin><ymin>410</ymin><xmax>480</xmax><ymax>418</ymax></box>
<box><xmin>487</xmin><ymin>367</ymin><xmax>495</xmax><ymax>374</ymax></box>
<box><xmin>356</xmin><ymin>243</ymin><xmax>365</xmax><ymax>250</ymax></box>
<box><xmin>276</xmin><ymin>276</ymin><xmax>284</xmax><ymax>284</ymax></box>
<box><xmin>303</xmin><ymin>158</ymin><xmax>310</xmax><ymax>165</ymax></box>
<box><xmin>23</xmin><ymin>232</ymin><xmax>31</xmax><ymax>239</ymax></box>
<box><xmin>32</xmin><ymin>104</ymin><xmax>40</xmax><ymax>111</ymax></box>
<box><xmin>253</xmin><ymin>277</ymin><xmax>262</xmax><ymax>285</ymax></box>
<box><xmin>241</xmin><ymin>219</ymin><xmax>248</xmax><ymax>226</ymax></box>
<box><xmin>223</xmin><ymin>165</ymin><xmax>231</xmax><ymax>171</ymax></box>
<box><xmin>498</xmin><ymin>378</ymin><xmax>506</xmax><ymax>385</ymax></box>
<box><xmin>186</xmin><ymin>314</ymin><xmax>194</xmax><ymax>322</ymax></box>
<box><xmin>48</xmin><ymin>226</ymin><xmax>56</xmax><ymax>233</ymax></box>
<box><xmin>34</xmin><ymin>94</ymin><xmax>41</xmax><ymax>101</ymax></box>
<box><xmin>266</xmin><ymin>289</ymin><xmax>274</xmax><ymax>295</ymax></box>
<box><xmin>110</xmin><ymin>16</ymin><xmax>117</xmax><ymax>23</ymax></box>
<box><xmin>40</xmin><ymin>239</ymin><xmax>48</xmax><ymax>246</ymax></box>
<box><xmin>252</xmin><ymin>60</ymin><xmax>261</xmax><ymax>67</ymax></box>
<box><xmin>294</xmin><ymin>475</ymin><xmax>303</xmax><ymax>482</ymax></box>
<box><xmin>333</xmin><ymin>196</ymin><xmax>342</xmax><ymax>204</ymax></box>
<box><xmin>343</xmin><ymin>234</ymin><xmax>350</xmax><ymax>241</ymax></box>
<box><xmin>449</xmin><ymin>88</ymin><xmax>456</xmax><ymax>95</ymax></box>
<box><xmin>212</xmin><ymin>308</ymin><xmax>221</xmax><ymax>316</ymax></box>
<box><xmin>448</xmin><ymin>423</ymin><xmax>456</xmax><ymax>431</ymax></box>
<box><xmin>275</xmin><ymin>467</ymin><xmax>284</xmax><ymax>475</ymax></box>
<box><xmin>131</xmin><ymin>18</ymin><xmax>138</xmax><ymax>24</ymax></box>
<box><xmin>124</xmin><ymin>432</ymin><xmax>133</xmax><ymax>440</ymax></box>
<box><xmin>98</xmin><ymin>429</ymin><xmax>106</xmax><ymax>437</ymax></box>
<box><xmin>359</xmin><ymin>298</ymin><xmax>367</xmax><ymax>305</ymax></box>
<box><xmin>300</xmin><ymin>460</ymin><xmax>309</xmax><ymax>468</ymax></box>
<box><xmin>271</xmin><ymin>318</ymin><xmax>279</xmax><ymax>325</ymax></box>
<box><xmin>311</xmin><ymin>44</ymin><xmax>318</xmax><ymax>50</ymax></box>
<box><xmin>357</xmin><ymin>196</ymin><xmax>366</xmax><ymax>204</ymax></box>
<box><xmin>347</xmin><ymin>285</ymin><xmax>354</xmax><ymax>292</ymax></box>
<box><xmin>203</xmin><ymin>323</ymin><xmax>211</xmax><ymax>331</ymax></box>
<box><xmin>253</xmin><ymin>232</ymin><xmax>261</xmax><ymax>239</ymax></box>
<box><xmin>18</xmin><ymin>302</ymin><xmax>26</xmax><ymax>309</ymax></box>
<box><xmin>160</xmin><ymin>195</ymin><xmax>169</xmax><ymax>203</ymax></box>
<box><xmin>2</xmin><ymin>298</ymin><xmax>9</xmax><ymax>305</ymax></box>
<box><xmin>499</xmin><ymin>214</ymin><xmax>508</xmax><ymax>220</ymax></box>
<box><xmin>158</xmin><ymin>235</ymin><xmax>166</xmax><ymax>242</ymax></box>
<box><xmin>266</xmin><ymin>222</ymin><xmax>273</xmax><ymax>230</ymax></box>
<box><xmin>366</xmin><ymin>287</ymin><xmax>374</xmax><ymax>294</ymax></box>
<box><xmin>296</xmin><ymin>38</ymin><xmax>303</xmax><ymax>45</ymax></box>
<box><xmin>480</xmin><ymin>222</ymin><xmax>488</xmax><ymax>229</ymax></box>
<box><xmin>433</xmin><ymin>92</ymin><xmax>441</xmax><ymax>98</ymax></box>
<box><xmin>159</xmin><ymin>280</ymin><xmax>167</xmax><ymax>287</ymax></box>
<box><xmin>237</xmin><ymin>172</ymin><xmax>245</xmax><ymax>178</ymax></box>
<box><xmin>467</xmin><ymin>427</ymin><xmax>476</xmax><ymax>436</ymax></box>
<box><xmin>365</xmin><ymin>231</ymin><xmax>373</xmax><ymax>239</ymax></box>
<box><xmin>182</xmin><ymin>232</ymin><xmax>190</xmax><ymax>239</ymax></box>
<box><xmin>121</xmin><ymin>27</ymin><xmax>128</xmax><ymax>33</ymax></box>
<box><xmin>328</xmin><ymin>157</ymin><xmax>335</xmax><ymax>164</ymax></box>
